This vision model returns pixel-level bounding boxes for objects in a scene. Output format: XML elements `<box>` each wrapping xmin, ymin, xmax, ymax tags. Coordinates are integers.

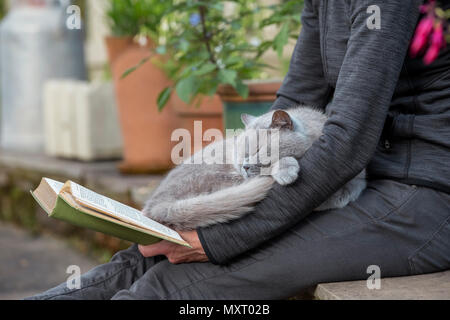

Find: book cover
<box><xmin>31</xmin><ymin>179</ymin><xmax>190</xmax><ymax>247</ymax></box>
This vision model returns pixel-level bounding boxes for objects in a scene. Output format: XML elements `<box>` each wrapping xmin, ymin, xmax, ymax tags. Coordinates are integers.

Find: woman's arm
<box><xmin>271</xmin><ymin>0</ymin><xmax>331</xmax><ymax>110</ymax></box>
<box><xmin>198</xmin><ymin>0</ymin><xmax>422</xmax><ymax>265</ymax></box>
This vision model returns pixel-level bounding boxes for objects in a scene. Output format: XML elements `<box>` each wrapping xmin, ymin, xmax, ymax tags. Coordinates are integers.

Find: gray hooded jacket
<box><xmin>198</xmin><ymin>0</ymin><xmax>450</xmax><ymax>265</ymax></box>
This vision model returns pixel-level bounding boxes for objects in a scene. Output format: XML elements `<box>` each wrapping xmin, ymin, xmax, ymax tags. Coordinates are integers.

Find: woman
<box><xmin>31</xmin><ymin>0</ymin><xmax>449</xmax><ymax>300</ymax></box>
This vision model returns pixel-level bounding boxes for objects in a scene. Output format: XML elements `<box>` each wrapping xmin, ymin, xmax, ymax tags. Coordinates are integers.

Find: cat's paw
<box><xmin>271</xmin><ymin>157</ymin><xmax>300</xmax><ymax>186</ymax></box>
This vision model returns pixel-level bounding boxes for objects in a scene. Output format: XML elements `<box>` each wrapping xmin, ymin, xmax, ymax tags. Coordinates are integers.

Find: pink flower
<box><xmin>420</xmin><ymin>0</ymin><xmax>435</xmax><ymax>14</ymax></box>
<box><xmin>410</xmin><ymin>16</ymin><xmax>434</xmax><ymax>57</ymax></box>
<box><xmin>424</xmin><ymin>23</ymin><xmax>446</xmax><ymax>65</ymax></box>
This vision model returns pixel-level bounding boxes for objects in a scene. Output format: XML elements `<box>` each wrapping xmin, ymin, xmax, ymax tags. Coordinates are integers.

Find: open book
<box><xmin>31</xmin><ymin>178</ymin><xmax>190</xmax><ymax>247</ymax></box>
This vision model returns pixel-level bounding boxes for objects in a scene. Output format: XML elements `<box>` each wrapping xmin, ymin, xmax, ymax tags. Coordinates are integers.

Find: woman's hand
<box><xmin>138</xmin><ymin>230</ymin><xmax>209</xmax><ymax>264</ymax></box>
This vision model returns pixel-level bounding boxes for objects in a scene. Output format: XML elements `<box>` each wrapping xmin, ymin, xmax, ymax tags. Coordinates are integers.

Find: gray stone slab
<box><xmin>0</xmin><ymin>151</ymin><xmax>102</xmax><ymax>179</ymax></box>
<box><xmin>315</xmin><ymin>271</ymin><xmax>450</xmax><ymax>300</ymax></box>
<box><xmin>84</xmin><ymin>169</ymin><xmax>163</xmax><ymax>197</ymax></box>
<box><xmin>0</xmin><ymin>223</ymin><xmax>97</xmax><ymax>300</ymax></box>
<box><xmin>0</xmin><ymin>150</ymin><xmax>163</xmax><ymax>202</ymax></box>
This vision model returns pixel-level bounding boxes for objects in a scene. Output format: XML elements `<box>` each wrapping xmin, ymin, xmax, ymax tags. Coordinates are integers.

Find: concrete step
<box><xmin>315</xmin><ymin>271</ymin><xmax>450</xmax><ymax>300</ymax></box>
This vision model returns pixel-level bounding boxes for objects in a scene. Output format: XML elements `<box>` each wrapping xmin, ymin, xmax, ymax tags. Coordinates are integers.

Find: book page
<box><xmin>44</xmin><ymin>178</ymin><xmax>64</xmax><ymax>194</ymax></box>
<box><xmin>68</xmin><ymin>181</ymin><xmax>184</xmax><ymax>242</ymax></box>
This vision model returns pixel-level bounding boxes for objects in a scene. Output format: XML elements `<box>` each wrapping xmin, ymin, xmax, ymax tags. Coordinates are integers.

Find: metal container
<box><xmin>0</xmin><ymin>0</ymin><xmax>86</xmax><ymax>152</ymax></box>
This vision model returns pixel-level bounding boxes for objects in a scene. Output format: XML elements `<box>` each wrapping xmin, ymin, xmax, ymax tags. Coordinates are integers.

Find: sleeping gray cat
<box><xmin>142</xmin><ymin>106</ymin><xmax>366</xmax><ymax>230</ymax></box>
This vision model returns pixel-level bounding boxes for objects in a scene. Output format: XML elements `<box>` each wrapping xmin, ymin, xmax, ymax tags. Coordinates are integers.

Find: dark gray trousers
<box><xmin>28</xmin><ymin>180</ymin><xmax>450</xmax><ymax>300</ymax></box>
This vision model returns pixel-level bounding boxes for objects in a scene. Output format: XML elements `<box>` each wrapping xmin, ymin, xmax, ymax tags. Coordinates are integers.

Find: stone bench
<box><xmin>314</xmin><ymin>271</ymin><xmax>450</xmax><ymax>300</ymax></box>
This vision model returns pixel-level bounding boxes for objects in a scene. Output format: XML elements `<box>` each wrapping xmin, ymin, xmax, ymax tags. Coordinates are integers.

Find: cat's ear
<box><xmin>241</xmin><ymin>114</ymin><xmax>256</xmax><ymax>127</ymax></box>
<box><xmin>271</xmin><ymin>110</ymin><xmax>294</xmax><ymax>130</ymax></box>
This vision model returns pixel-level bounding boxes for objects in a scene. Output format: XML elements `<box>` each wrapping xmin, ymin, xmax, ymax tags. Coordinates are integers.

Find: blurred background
<box><xmin>0</xmin><ymin>0</ymin><xmax>303</xmax><ymax>299</ymax></box>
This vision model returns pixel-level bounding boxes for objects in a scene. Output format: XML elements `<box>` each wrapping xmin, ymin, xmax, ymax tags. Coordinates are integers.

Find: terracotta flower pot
<box><xmin>217</xmin><ymin>80</ymin><xmax>282</xmax><ymax>130</ymax></box>
<box><xmin>169</xmin><ymin>94</ymin><xmax>224</xmax><ymax>155</ymax></box>
<box><xmin>105</xmin><ymin>36</ymin><xmax>134</xmax><ymax>66</ymax></box>
<box><xmin>106</xmin><ymin>36</ymin><xmax>179</xmax><ymax>173</ymax></box>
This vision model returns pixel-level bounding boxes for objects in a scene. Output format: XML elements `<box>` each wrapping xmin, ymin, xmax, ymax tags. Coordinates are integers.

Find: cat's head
<box><xmin>235</xmin><ymin>109</ymin><xmax>313</xmax><ymax>179</ymax></box>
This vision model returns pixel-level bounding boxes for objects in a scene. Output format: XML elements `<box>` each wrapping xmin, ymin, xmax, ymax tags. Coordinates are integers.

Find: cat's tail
<box><xmin>144</xmin><ymin>176</ymin><xmax>274</xmax><ymax>230</ymax></box>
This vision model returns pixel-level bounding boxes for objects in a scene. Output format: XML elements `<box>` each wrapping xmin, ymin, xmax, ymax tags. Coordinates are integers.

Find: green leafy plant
<box><xmin>106</xmin><ymin>0</ymin><xmax>172</xmax><ymax>38</ymax></box>
<box><xmin>116</xmin><ymin>0</ymin><xmax>304</xmax><ymax>110</ymax></box>
<box><xmin>0</xmin><ymin>0</ymin><xmax>7</xmax><ymax>20</ymax></box>
<box><xmin>155</xmin><ymin>0</ymin><xmax>304</xmax><ymax>110</ymax></box>
<box><xmin>260</xmin><ymin>0</ymin><xmax>304</xmax><ymax>58</ymax></box>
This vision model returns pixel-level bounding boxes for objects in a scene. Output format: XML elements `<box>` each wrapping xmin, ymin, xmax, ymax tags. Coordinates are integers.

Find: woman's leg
<box><xmin>27</xmin><ymin>244</ymin><xmax>166</xmax><ymax>300</ymax></box>
<box><xmin>111</xmin><ymin>180</ymin><xmax>450</xmax><ymax>300</ymax></box>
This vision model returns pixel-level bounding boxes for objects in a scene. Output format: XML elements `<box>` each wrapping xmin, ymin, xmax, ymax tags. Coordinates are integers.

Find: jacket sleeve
<box><xmin>198</xmin><ymin>0</ymin><xmax>422</xmax><ymax>265</ymax></box>
<box><xmin>271</xmin><ymin>0</ymin><xmax>331</xmax><ymax>110</ymax></box>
